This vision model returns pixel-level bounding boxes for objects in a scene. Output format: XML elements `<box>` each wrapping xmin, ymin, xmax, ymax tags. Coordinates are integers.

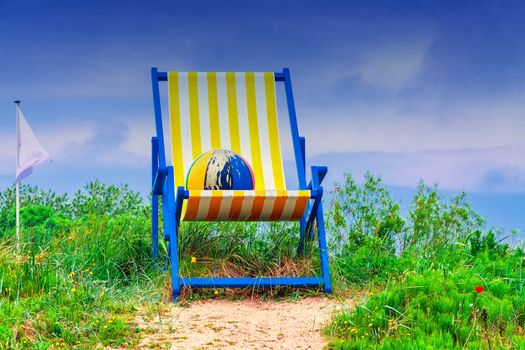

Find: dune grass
<box><xmin>0</xmin><ymin>181</ymin><xmax>319</xmax><ymax>348</ymax></box>
<box><xmin>324</xmin><ymin>173</ymin><xmax>524</xmax><ymax>349</ymax></box>
<box><xmin>0</xmin><ymin>198</ymin><xmax>160</xmax><ymax>348</ymax></box>
<box><xmin>0</xmin><ymin>175</ymin><xmax>522</xmax><ymax>349</ymax></box>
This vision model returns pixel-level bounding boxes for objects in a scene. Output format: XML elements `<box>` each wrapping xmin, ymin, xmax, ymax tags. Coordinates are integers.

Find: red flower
<box><xmin>475</xmin><ymin>285</ymin><xmax>484</xmax><ymax>293</ymax></box>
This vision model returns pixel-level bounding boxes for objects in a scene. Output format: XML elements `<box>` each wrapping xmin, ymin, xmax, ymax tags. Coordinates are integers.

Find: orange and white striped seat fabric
<box><xmin>168</xmin><ymin>72</ymin><xmax>310</xmax><ymax>221</ymax></box>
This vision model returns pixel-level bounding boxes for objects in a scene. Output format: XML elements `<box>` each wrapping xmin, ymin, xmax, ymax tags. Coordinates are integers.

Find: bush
<box><xmin>325</xmin><ymin>173</ymin><xmax>522</xmax><ymax>348</ymax></box>
<box><xmin>0</xmin><ymin>181</ymin><xmax>158</xmax><ymax>348</ymax></box>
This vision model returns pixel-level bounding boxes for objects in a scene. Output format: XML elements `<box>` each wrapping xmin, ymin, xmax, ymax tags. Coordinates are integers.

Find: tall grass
<box><xmin>0</xmin><ymin>182</ymin><xmax>162</xmax><ymax>348</ymax></box>
<box><xmin>324</xmin><ymin>173</ymin><xmax>524</xmax><ymax>349</ymax></box>
<box><xmin>0</xmin><ymin>181</ymin><xmax>319</xmax><ymax>348</ymax></box>
<box><xmin>177</xmin><ymin>221</ymin><xmax>320</xmax><ymax>299</ymax></box>
<box><xmin>3</xmin><ymin>175</ymin><xmax>522</xmax><ymax>349</ymax></box>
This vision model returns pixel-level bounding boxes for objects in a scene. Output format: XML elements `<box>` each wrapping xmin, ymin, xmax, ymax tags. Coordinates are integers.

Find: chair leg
<box><xmin>316</xmin><ymin>204</ymin><xmax>332</xmax><ymax>294</ymax></box>
<box><xmin>169</xmin><ymin>228</ymin><xmax>181</xmax><ymax>301</ymax></box>
<box><xmin>152</xmin><ymin>194</ymin><xmax>159</xmax><ymax>260</ymax></box>
<box><xmin>151</xmin><ymin>136</ymin><xmax>159</xmax><ymax>260</ymax></box>
<box><xmin>296</xmin><ymin>217</ymin><xmax>307</xmax><ymax>256</ymax></box>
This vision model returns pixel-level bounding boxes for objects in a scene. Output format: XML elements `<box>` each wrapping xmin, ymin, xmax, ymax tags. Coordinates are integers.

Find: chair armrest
<box><xmin>308</xmin><ymin>166</ymin><xmax>328</xmax><ymax>190</ymax></box>
<box><xmin>152</xmin><ymin>167</ymin><xmax>168</xmax><ymax>195</ymax></box>
<box><xmin>304</xmin><ymin>167</ymin><xmax>326</xmax><ymax>237</ymax></box>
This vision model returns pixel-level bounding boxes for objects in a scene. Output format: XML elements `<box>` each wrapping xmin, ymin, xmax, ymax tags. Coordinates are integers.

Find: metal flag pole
<box><xmin>15</xmin><ymin>100</ymin><xmax>20</xmax><ymax>251</ymax></box>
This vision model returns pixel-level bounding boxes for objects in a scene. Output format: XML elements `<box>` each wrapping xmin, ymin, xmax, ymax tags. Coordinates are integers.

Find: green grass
<box><xmin>323</xmin><ymin>173</ymin><xmax>524</xmax><ymax>349</ymax></box>
<box><xmin>0</xmin><ymin>176</ymin><xmax>522</xmax><ymax>349</ymax></box>
<box><xmin>0</xmin><ymin>213</ymin><xmax>162</xmax><ymax>348</ymax></box>
<box><xmin>0</xmin><ymin>181</ymin><xmax>320</xmax><ymax>348</ymax></box>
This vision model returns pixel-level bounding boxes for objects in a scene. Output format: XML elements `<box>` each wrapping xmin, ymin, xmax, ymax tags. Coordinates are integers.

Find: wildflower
<box><xmin>191</xmin><ymin>256</ymin><xmax>197</xmax><ymax>263</ymax></box>
<box><xmin>71</xmin><ymin>287</ymin><xmax>76</xmax><ymax>293</ymax></box>
<box><xmin>368</xmin><ymin>323</ymin><xmax>373</xmax><ymax>327</ymax></box>
<box><xmin>214</xmin><ymin>290</ymin><xmax>219</xmax><ymax>295</ymax></box>
<box><xmin>103</xmin><ymin>325</ymin><xmax>108</xmax><ymax>329</ymax></box>
<box><xmin>475</xmin><ymin>285</ymin><xmax>484</xmax><ymax>293</ymax></box>
<box><xmin>90</xmin><ymin>271</ymin><xmax>94</xmax><ymax>275</ymax></box>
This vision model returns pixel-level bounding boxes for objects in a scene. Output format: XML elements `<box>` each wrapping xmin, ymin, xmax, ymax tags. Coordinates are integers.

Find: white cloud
<box><xmin>290</xmin><ymin>91</ymin><xmax>525</xmax><ymax>193</ymax></box>
<box><xmin>0</xmin><ymin>114</ymin><xmax>157</xmax><ymax>175</ymax></box>
<box><xmin>92</xmin><ymin>117</ymin><xmax>155</xmax><ymax>167</ymax></box>
<box><xmin>356</xmin><ymin>39</ymin><xmax>431</xmax><ymax>90</ymax></box>
<box><xmin>297</xmin><ymin>95</ymin><xmax>525</xmax><ymax>156</ymax></box>
<box><xmin>309</xmin><ymin>144</ymin><xmax>525</xmax><ymax>193</ymax></box>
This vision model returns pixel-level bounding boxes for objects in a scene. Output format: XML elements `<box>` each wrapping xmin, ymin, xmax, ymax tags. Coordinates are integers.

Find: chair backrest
<box><xmin>167</xmin><ymin>72</ymin><xmax>287</xmax><ymax>191</ymax></box>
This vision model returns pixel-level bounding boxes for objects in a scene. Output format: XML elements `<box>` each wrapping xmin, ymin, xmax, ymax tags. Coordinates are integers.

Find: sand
<box><xmin>134</xmin><ymin>297</ymin><xmax>353</xmax><ymax>350</ymax></box>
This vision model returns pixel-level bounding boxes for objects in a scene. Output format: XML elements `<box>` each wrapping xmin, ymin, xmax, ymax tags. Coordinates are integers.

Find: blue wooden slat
<box><xmin>274</xmin><ymin>72</ymin><xmax>285</xmax><ymax>81</ymax></box>
<box><xmin>315</xmin><ymin>166</ymin><xmax>328</xmax><ymax>185</ymax></box>
<box><xmin>157</xmin><ymin>71</ymin><xmax>168</xmax><ymax>81</ymax></box>
<box><xmin>306</xmin><ymin>186</ymin><xmax>323</xmax><ymax>237</ymax></box>
<box><xmin>152</xmin><ymin>167</ymin><xmax>167</xmax><ymax>195</ymax></box>
<box><xmin>151</xmin><ymin>137</ymin><xmax>159</xmax><ymax>259</ymax></box>
<box><xmin>283</xmin><ymin>68</ymin><xmax>307</xmax><ymax>190</ymax></box>
<box><xmin>299</xmin><ymin>136</ymin><xmax>306</xmax><ymax>173</ymax></box>
<box><xmin>158</xmin><ymin>71</ymin><xmax>283</xmax><ymax>82</ymax></box>
<box><xmin>151</xmin><ymin>68</ymin><xmax>166</xmax><ymax>168</ymax></box>
<box><xmin>180</xmin><ymin>276</ymin><xmax>324</xmax><ymax>288</ymax></box>
<box><xmin>316</xmin><ymin>195</ymin><xmax>332</xmax><ymax>293</ymax></box>
<box><xmin>166</xmin><ymin>166</ymin><xmax>181</xmax><ymax>299</ymax></box>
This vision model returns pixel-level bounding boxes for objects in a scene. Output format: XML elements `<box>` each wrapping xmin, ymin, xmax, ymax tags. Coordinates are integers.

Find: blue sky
<box><xmin>0</xmin><ymin>0</ymin><xmax>523</xmax><ymax>233</ymax></box>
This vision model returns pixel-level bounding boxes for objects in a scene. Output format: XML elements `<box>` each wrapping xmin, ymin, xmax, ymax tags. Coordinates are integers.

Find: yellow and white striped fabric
<box><xmin>168</xmin><ymin>72</ymin><xmax>310</xmax><ymax>221</ymax></box>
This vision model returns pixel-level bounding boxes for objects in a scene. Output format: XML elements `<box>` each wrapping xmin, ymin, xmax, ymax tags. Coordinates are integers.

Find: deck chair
<box><xmin>150</xmin><ymin>68</ymin><xmax>331</xmax><ymax>301</ymax></box>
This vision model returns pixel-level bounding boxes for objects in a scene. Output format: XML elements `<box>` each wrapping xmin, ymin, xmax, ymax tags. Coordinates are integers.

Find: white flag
<box><xmin>16</xmin><ymin>108</ymin><xmax>50</xmax><ymax>183</ymax></box>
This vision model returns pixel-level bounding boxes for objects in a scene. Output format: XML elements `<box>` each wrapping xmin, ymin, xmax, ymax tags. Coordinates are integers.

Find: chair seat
<box><xmin>183</xmin><ymin>190</ymin><xmax>311</xmax><ymax>221</ymax></box>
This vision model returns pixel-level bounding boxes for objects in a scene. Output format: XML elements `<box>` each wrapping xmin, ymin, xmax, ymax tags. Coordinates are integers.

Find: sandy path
<box><xmin>134</xmin><ymin>297</ymin><xmax>353</xmax><ymax>350</ymax></box>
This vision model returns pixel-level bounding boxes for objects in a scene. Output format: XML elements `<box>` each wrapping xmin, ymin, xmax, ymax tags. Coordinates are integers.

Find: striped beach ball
<box><xmin>186</xmin><ymin>149</ymin><xmax>255</xmax><ymax>190</ymax></box>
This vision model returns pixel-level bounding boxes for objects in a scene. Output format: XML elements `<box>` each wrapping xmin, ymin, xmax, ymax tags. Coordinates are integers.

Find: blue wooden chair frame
<box><xmin>150</xmin><ymin>67</ymin><xmax>331</xmax><ymax>301</ymax></box>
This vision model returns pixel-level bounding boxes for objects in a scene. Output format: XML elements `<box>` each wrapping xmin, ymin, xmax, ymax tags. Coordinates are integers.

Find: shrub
<box><xmin>325</xmin><ymin>173</ymin><xmax>522</xmax><ymax>348</ymax></box>
<box><xmin>0</xmin><ymin>182</ymin><xmax>157</xmax><ymax>348</ymax></box>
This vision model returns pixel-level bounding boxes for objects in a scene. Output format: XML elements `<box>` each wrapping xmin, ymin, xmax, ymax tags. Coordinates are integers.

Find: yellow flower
<box><xmin>89</xmin><ymin>271</ymin><xmax>94</xmax><ymax>275</ymax></box>
<box><xmin>71</xmin><ymin>287</ymin><xmax>76</xmax><ymax>293</ymax></box>
<box><xmin>368</xmin><ymin>323</ymin><xmax>373</xmax><ymax>327</ymax></box>
<box><xmin>191</xmin><ymin>256</ymin><xmax>197</xmax><ymax>263</ymax></box>
<box><xmin>214</xmin><ymin>290</ymin><xmax>219</xmax><ymax>295</ymax></box>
